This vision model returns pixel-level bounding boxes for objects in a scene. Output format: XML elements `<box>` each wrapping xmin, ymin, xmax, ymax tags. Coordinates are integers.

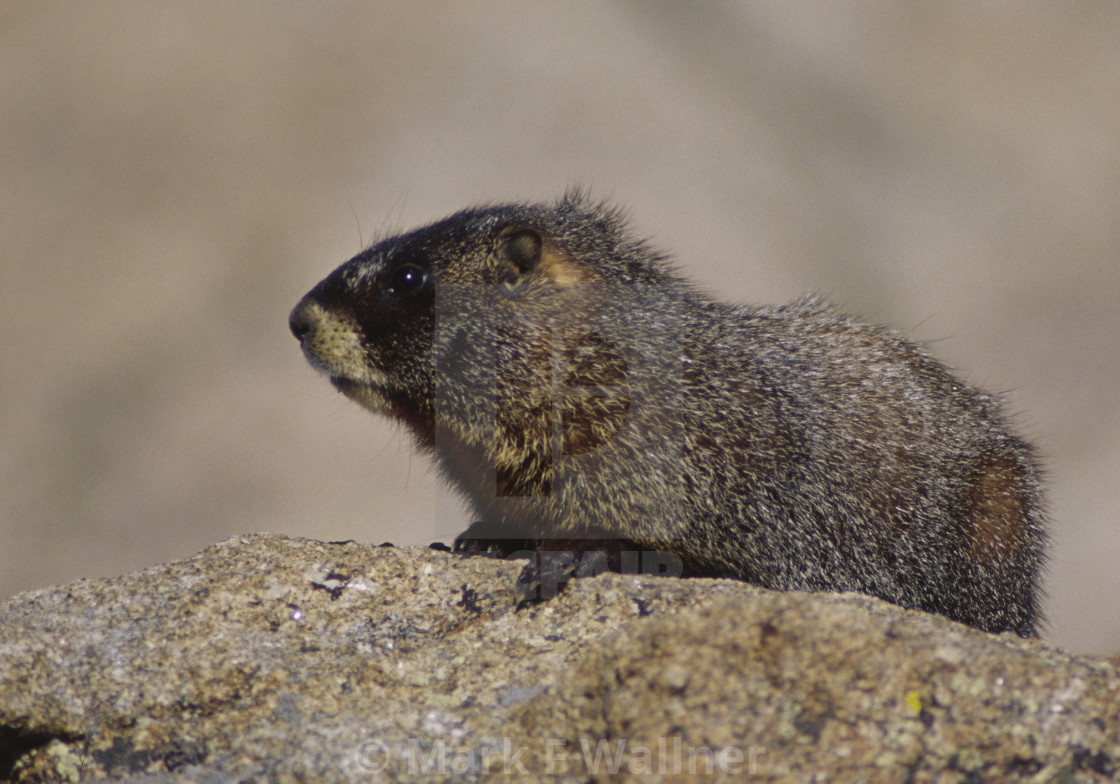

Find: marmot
<box><xmin>290</xmin><ymin>193</ymin><xmax>1046</xmax><ymax>637</ymax></box>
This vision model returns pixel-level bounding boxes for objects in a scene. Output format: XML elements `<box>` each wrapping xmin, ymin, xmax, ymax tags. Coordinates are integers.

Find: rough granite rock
<box><xmin>1</xmin><ymin>534</ymin><xmax>1117</xmax><ymax>783</ymax></box>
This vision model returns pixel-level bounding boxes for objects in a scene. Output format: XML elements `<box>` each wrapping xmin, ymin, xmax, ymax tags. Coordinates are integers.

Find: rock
<box><xmin>1</xmin><ymin>533</ymin><xmax>1117</xmax><ymax>782</ymax></box>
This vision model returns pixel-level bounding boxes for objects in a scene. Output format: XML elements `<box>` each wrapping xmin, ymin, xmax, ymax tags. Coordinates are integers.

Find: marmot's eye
<box><xmin>386</xmin><ymin>264</ymin><xmax>429</xmax><ymax>296</ymax></box>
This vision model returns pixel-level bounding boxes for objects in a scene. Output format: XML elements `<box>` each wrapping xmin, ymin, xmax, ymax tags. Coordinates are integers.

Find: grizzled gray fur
<box><xmin>290</xmin><ymin>192</ymin><xmax>1046</xmax><ymax>637</ymax></box>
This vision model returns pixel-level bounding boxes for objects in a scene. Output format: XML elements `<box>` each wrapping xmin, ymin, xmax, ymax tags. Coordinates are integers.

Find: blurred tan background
<box><xmin>2</xmin><ymin>2</ymin><xmax>1117</xmax><ymax>653</ymax></box>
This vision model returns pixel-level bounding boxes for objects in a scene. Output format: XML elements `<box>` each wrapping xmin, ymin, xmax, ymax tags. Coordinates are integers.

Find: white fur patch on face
<box><xmin>294</xmin><ymin>300</ymin><xmax>390</xmax><ymax>390</ymax></box>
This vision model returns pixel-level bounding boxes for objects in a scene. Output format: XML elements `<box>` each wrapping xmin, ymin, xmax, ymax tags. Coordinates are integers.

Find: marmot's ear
<box><xmin>497</xmin><ymin>227</ymin><xmax>543</xmax><ymax>284</ymax></box>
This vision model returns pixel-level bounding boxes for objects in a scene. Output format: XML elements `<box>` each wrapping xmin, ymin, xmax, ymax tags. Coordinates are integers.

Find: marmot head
<box><xmin>289</xmin><ymin>196</ymin><xmax>641</xmax><ymax>445</ymax></box>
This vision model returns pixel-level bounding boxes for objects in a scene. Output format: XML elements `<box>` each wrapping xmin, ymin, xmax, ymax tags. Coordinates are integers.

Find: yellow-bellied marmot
<box><xmin>290</xmin><ymin>193</ymin><xmax>1046</xmax><ymax>637</ymax></box>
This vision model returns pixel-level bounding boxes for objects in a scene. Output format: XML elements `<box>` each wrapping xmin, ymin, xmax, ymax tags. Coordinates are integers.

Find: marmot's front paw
<box><xmin>452</xmin><ymin>521</ymin><xmax>534</xmax><ymax>559</ymax></box>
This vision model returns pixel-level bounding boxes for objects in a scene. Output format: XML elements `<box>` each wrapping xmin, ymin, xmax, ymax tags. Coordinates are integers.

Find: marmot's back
<box><xmin>290</xmin><ymin>193</ymin><xmax>1046</xmax><ymax>636</ymax></box>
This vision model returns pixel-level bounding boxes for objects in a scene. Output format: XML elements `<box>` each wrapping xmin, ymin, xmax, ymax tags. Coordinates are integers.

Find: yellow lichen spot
<box><xmin>905</xmin><ymin>690</ymin><xmax>924</xmax><ymax>717</ymax></box>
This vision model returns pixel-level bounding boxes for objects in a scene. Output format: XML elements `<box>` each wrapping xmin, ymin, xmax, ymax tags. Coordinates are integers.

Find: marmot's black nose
<box><xmin>289</xmin><ymin>300</ymin><xmax>312</xmax><ymax>341</ymax></box>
